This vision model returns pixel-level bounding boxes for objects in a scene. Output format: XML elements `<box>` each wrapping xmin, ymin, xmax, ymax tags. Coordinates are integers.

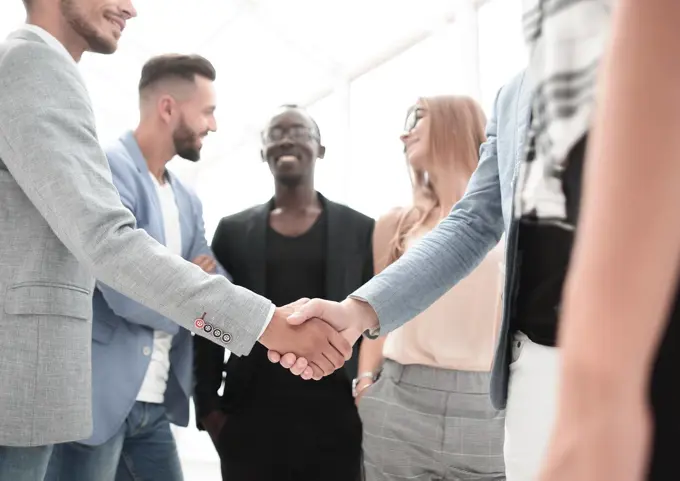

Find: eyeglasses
<box><xmin>404</xmin><ymin>106</ymin><xmax>425</xmax><ymax>133</ymax></box>
<box><xmin>263</xmin><ymin>125</ymin><xmax>318</xmax><ymax>143</ymax></box>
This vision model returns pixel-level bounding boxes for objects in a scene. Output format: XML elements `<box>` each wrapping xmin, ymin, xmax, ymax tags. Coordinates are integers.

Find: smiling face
<box><xmin>261</xmin><ymin>108</ymin><xmax>325</xmax><ymax>187</ymax></box>
<box><xmin>400</xmin><ymin>103</ymin><xmax>432</xmax><ymax>171</ymax></box>
<box><xmin>170</xmin><ymin>76</ymin><xmax>217</xmax><ymax>162</ymax></box>
<box><xmin>59</xmin><ymin>0</ymin><xmax>136</xmax><ymax>54</ymax></box>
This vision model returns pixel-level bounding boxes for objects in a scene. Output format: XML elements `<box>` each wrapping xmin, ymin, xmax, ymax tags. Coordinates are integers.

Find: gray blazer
<box><xmin>0</xmin><ymin>30</ymin><xmax>271</xmax><ymax>447</ymax></box>
<box><xmin>353</xmin><ymin>72</ymin><xmax>532</xmax><ymax>410</ymax></box>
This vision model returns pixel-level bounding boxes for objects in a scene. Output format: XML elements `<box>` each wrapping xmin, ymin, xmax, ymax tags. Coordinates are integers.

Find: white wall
<box><xmin>0</xmin><ymin>1</ymin><xmax>527</xmax><ymax>479</ymax></box>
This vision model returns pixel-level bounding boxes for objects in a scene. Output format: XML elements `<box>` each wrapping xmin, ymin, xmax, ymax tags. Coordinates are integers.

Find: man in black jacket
<box><xmin>193</xmin><ymin>105</ymin><xmax>373</xmax><ymax>481</ymax></box>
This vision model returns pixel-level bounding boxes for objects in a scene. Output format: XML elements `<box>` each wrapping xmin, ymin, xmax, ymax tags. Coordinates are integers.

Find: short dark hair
<box><xmin>278</xmin><ymin>104</ymin><xmax>322</xmax><ymax>142</ymax></box>
<box><xmin>139</xmin><ymin>54</ymin><xmax>216</xmax><ymax>93</ymax></box>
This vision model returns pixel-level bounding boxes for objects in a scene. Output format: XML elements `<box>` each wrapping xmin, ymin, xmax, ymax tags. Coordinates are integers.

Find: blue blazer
<box><xmin>353</xmin><ymin>71</ymin><xmax>532</xmax><ymax>410</ymax></box>
<box><xmin>81</xmin><ymin>131</ymin><xmax>223</xmax><ymax>446</ymax></box>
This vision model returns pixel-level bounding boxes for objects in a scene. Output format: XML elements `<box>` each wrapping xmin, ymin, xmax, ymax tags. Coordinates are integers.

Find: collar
<box><xmin>120</xmin><ymin>130</ymin><xmax>171</xmax><ymax>184</ymax></box>
<box><xmin>20</xmin><ymin>24</ymin><xmax>77</xmax><ymax>66</ymax></box>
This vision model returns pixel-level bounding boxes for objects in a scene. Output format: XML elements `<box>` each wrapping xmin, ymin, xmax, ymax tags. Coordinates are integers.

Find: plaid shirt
<box><xmin>515</xmin><ymin>0</ymin><xmax>614</xmax><ymax>228</ymax></box>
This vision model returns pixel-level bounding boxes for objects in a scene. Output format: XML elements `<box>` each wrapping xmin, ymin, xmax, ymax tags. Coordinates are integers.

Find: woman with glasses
<box><xmin>355</xmin><ymin>96</ymin><xmax>506</xmax><ymax>481</ymax></box>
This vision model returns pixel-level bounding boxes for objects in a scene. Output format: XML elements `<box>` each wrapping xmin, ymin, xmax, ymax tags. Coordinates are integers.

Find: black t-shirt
<box><xmin>513</xmin><ymin>135</ymin><xmax>585</xmax><ymax>346</ymax></box>
<box><xmin>246</xmin><ymin>208</ymin><xmax>354</xmax><ymax>411</ymax></box>
<box><xmin>265</xmin><ymin>210</ymin><xmax>327</xmax><ymax>309</ymax></box>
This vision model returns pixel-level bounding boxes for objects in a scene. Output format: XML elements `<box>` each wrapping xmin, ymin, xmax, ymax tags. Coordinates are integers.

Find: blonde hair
<box><xmin>389</xmin><ymin>95</ymin><xmax>487</xmax><ymax>262</ymax></box>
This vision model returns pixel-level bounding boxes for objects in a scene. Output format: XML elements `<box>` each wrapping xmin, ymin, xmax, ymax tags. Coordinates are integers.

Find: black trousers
<box><xmin>215</xmin><ymin>400</ymin><xmax>363</xmax><ymax>481</ymax></box>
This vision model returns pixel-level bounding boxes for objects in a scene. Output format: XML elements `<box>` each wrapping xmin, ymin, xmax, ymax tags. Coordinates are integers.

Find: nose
<box><xmin>121</xmin><ymin>0</ymin><xmax>138</xmax><ymax>18</ymax></box>
<box><xmin>400</xmin><ymin>131</ymin><xmax>410</xmax><ymax>144</ymax></box>
<box><xmin>209</xmin><ymin>116</ymin><xmax>217</xmax><ymax>133</ymax></box>
<box><xmin>278</xmin><ymin>135</ymin><xmax>295</xmax><ymax>146</ymax></box>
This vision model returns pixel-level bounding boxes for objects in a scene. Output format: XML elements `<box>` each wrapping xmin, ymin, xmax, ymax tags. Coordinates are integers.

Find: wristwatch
<box><xmin>352</xmin><ymin>371</ymin><xmax>376</xmax><ymax>398</ymax></box>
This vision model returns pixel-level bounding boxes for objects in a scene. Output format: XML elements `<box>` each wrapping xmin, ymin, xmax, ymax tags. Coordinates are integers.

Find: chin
<box><xmin>178</xmin><ymin>150</ymin><xmax>201</xmax><ymax>162</ymax></box>
<box><xmin>87</xmin><ymin>36</ymin><xmax>118</xmax><ymax>54</ymax></box>
<box><xmin>275</xmin><ymin>174</ymin><xmax>303</xmax><ymax>188</ymax></box>
<box><xmin>407</xmin><ymin>154</ymin><xmax>426</xmax><ymax>170</ymax></box>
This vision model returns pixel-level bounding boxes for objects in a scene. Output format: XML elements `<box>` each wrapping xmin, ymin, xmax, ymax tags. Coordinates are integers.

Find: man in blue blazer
<box><xmin>46</xmin><ymin>54</ymin><xmax>222</xmax><ymax>481</ymax></box>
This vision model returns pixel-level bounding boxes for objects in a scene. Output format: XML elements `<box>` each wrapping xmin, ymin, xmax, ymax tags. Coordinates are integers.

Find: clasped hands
<box><xmin>258</xmin><ymin>297</ymin><xmax>379</xmax><ymax>380</ymax></box>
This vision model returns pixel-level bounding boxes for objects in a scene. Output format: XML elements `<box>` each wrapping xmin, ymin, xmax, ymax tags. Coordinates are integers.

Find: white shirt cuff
<box><xmin>258</xmin><ymin>304</ymin><xmax>276</xmax><ymax>339</ymax></box>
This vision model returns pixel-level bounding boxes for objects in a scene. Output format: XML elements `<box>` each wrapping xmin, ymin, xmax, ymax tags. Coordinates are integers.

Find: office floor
<box><xmin>173</xmin><ymin>408</ymin><xmax>221</xmax><ymax>481</ymax></box>
<box><xmin>181</xmin><ymin>458</ymin><xmax>221</xmax><ymax>481</ymax></box>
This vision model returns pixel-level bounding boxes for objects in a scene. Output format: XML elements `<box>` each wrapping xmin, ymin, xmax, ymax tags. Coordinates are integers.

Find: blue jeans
<box><xmin>0</xmin><ymin>445</ymin><xmax>53</xmax><ymax>481</ymax></box>
<box><xmin>46</xmin><ymin>402</ymin><xmax>183</xmax><ymax>481</ymax></box>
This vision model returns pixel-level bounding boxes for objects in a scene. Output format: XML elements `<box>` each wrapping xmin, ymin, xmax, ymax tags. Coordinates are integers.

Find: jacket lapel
<box><xmin>515</xmin><ymin>71</ymin><xmax>533</xmax><ymax>167</ymax></box>
<box><xmin>120</xmin><ymin>132</ymin><xmax>166</xmax><ymax>245</ymax></box>
<box><xmin>244</xmin><ymin>201</ymin><xmax>270</xmax><ymax>296</ymax></box>
<box><xmin>323</xmin><ymin>196</ymin><xmax>349</xmax><ymax>301</ymax></box>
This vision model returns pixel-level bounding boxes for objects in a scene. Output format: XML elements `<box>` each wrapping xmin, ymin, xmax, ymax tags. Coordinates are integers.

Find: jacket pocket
<box><xmin>4</xmin><ymin>282</ymin><xmax>91</xmax><ymax>320</ymax></box>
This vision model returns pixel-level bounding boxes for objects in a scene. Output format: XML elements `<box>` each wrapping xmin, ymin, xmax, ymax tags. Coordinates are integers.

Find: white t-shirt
<box><xmin>136</xmin><ymin>173</ymin><xmax>182</xmax><ymax>404</ymax></box>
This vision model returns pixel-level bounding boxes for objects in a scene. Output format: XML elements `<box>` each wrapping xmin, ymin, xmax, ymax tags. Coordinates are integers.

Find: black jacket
<box><xmin>193</xmin><ymin>194</ymin><xmax>374</xmax><ymax>427</ymax></box>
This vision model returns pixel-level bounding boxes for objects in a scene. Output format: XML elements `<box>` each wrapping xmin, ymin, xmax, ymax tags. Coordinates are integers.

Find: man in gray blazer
<box><xmin>274</xmin><ymin>73</ymin><xmax>535</xmax><ymax>476</ymax></box>
<box><xmin>0</xmin><ymin>1</ymin><xmax>350</xmax><ymax>479</ymax></box>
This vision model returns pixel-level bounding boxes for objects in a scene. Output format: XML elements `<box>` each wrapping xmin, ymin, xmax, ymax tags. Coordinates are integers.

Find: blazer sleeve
<box><xmin>351</xmin><ymin>85</ymin><xmax>506</xmax><ymax>335</ymax></box>
<box><xmin>185</xmin><ymin>192</ymin><xmax>230</xmax><ymax>279</ymax></box>
<box><xmin>95</xmin><ymin>150</ymin><xmax>179</xmax><ymax>333</ymax></box>
<box><xmin>0</xmin><ymin>41</ymin><xmax>271</xmax><ymax>356</ymax></box>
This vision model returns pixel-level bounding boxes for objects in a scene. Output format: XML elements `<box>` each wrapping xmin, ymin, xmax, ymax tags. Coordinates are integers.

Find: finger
<box><xmin>301</xmin><ymin>366</ymin><xmax>314</xmax><ymax>380</ymax></box>
<box><xmin>287</xmin><ymin>298</ymin><xmax>324</xmax><ymax>325</ymax></box>
<box><xmin>192</xmin><ymin>255</ymin><xmax>208</xmax><ymax>264</ymax></box>
<box><xmin>310</xmin><ymin>352</ymin><xmax>334</xmax><ymax>377</ymax></box>
<box><xmin>280</xmin><ymin>352</ymin><xmax>297</xmax><ymax>369</ymax></box>
<box><xmin>267</xmin><ymin>350</ymin><xmax>281</xmax><ymax>363</ymax></box>
<box><xmin>308</xmin><ymin>362</ymin><xmax>324</xmax><ymax>381</ymax></box>
<box><xmin>205</xmin><ymin>260</ymin><xmax>217</xmax><ymax>272</ymax></box>
<box><xmin>290</xmin><ymin>357</ymin><xmax>308</xmax><ymax>376</ymax></box>
<box><xmin>285</xmin><ymin>297</ymin><xmax>310</xmax><ymax>310</ymax></box>
<box><xmin>328</xmin><ymin>328</ymin><xmax>354</xmax><ymax>361</ymax></box>
<box><xmin>322</xmin><ymin>345</ymin><xmax>345</xmax><ymax>370</ymax></box>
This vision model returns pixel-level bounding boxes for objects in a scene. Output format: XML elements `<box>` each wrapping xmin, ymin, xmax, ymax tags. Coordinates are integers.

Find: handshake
<box><xmin>258</xmin><ymin>297</ymin><xmax>380</xmax><ymax>380</ymax></box>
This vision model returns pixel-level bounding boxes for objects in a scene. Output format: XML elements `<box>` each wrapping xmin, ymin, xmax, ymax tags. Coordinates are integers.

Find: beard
<box><xmin>173</xmin><ymin>118</ymin><xmax>203</xmax><ymax>162</ymax></box>
<box><xmin>60</xmin><ymin>0</ymin><xmax>117</xmax><ymax>54</ymax></box>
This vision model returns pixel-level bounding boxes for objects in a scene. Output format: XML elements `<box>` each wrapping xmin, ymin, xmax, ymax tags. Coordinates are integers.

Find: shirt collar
<box><xmin>21</xmin><ymin>24</ymin><xmax>77</xmax><ymax>66</ymax></box>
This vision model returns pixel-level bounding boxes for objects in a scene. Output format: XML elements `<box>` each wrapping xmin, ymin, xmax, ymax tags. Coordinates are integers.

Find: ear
<box><xmin>158</xmin><ymin>95</ymin><xmax>175</xmax><ymax>124</ymax></box>
<box><xmin>317</xmin><ymin>144</ymin><xmax>326</xmax><ymax>160</ymax></box>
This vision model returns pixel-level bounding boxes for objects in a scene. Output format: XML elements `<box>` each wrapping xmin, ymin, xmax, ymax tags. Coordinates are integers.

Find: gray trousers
<box><xmin>358</xmin><ymin>360</ymin><xmax>506</xmax><ymax>481</ymax></box>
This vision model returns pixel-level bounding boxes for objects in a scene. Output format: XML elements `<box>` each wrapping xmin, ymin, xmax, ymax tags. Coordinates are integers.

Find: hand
<box><xmin>258</xmin><ymin>302</ymin><xmax>353</xmax><ymax>380</ymax></box>
<box><xmin>537</xmin><ymin>399</ymin><xmax>651</xmax><ymax>481</ymax></box>
<box><xmin>267</xmin><ymin>298</ymin><xmax>379</xmax><ymax>379</ymax></box>
<box><xmin>202</xmin><ymin>410</ymin><xmax>228</xmax><ymax>445</ymax></box>
<box><xmin>192</xmin><ymin>255</ymin><xmax>217</xmax><ymax>273</ymax></box>
<box><xmin>354</xmin><ymin>378</ymin><xmax>373</xmax><ymax>406</ymax></box>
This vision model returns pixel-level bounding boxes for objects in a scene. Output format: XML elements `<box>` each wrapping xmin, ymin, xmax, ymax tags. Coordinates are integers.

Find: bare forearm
<box><xmin>559</xmin><ymin>0</ymin><xmax>680</xmax><ymax>394</ymax></box>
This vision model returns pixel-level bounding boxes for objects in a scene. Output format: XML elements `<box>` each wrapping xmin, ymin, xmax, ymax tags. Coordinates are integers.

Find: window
<box><xmin>478</xmin><ymin>0</ymin><xmax>527</xmax><ymax>113</ymax></box>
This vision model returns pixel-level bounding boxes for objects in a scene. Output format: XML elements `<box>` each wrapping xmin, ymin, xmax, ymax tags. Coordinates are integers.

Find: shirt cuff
<box><xmin>348</xmin><ymin>294</ymin><xmax>381</xmax><ymax>339</ymax></box>
<box><xmin>258</xmin><ymin>304</ymin><xmax>276</xmax><ymax>339</ymax></box>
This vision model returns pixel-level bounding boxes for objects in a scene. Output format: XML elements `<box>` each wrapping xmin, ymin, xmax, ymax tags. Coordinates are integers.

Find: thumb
<box><xmin>287</xmin><ymin>298</ymin><xmax>323</xmax><ymax>325</ymax></box>
<box><xmin>285</xmin><ymin>297</ymin><xmax>310</xmax><ymax>310</ymax></box>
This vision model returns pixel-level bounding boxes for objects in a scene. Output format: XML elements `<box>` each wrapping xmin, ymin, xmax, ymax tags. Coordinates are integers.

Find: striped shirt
<box><xmin>515</xmin><ymin>0</ymin><xmax>614</xmax><ymax>228</ymax></box>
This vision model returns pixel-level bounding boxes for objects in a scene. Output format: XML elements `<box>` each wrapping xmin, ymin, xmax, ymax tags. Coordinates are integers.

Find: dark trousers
<box><xmin>216</xmin><ymin>399</ymin><xmax>363</xmax><ymax>481</ymax></box>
